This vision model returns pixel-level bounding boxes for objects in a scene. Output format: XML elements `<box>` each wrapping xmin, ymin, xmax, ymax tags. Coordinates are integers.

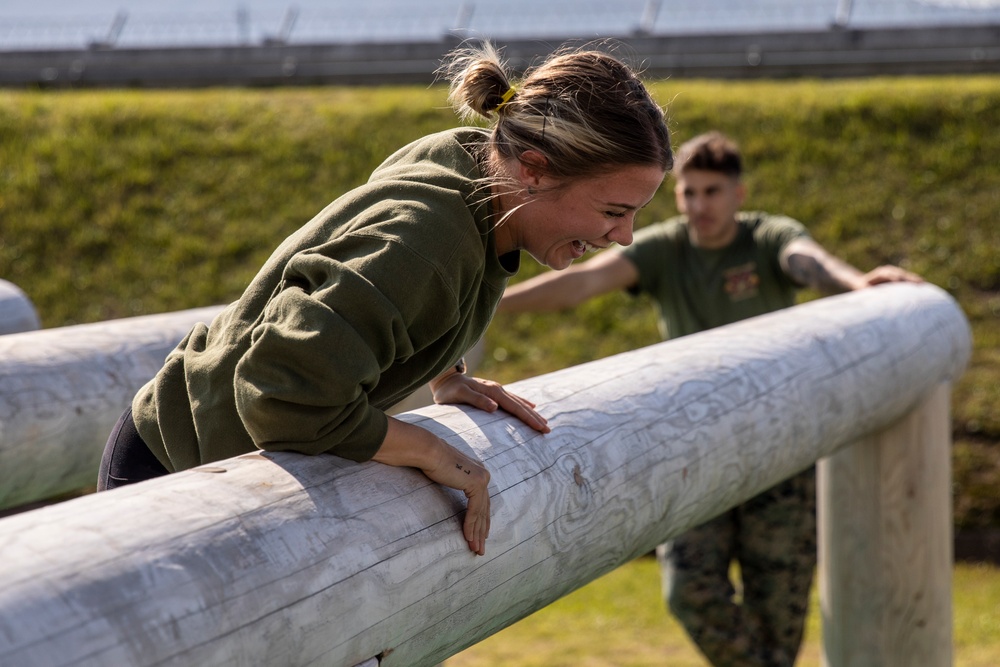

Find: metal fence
<box><xmin>1</xmin><ymin>0</ymin><xmax>999</xmax><ymax>85</ymax></box>
<box><xmin>3</xmin><ymin>0</ymin><xmax>1000</xmax><ymax>51</ymax></box>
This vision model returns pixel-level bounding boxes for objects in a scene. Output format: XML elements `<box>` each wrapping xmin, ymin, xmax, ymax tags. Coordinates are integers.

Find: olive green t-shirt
<box><xmin>620</xmin><ymin>212</ymin><xmax>809</xmax><ymax>340</ymax></box>
<box><xmin>132</xmin><ymin>127</ymin><xmax>519</xmax><ymax>471</ymax></box>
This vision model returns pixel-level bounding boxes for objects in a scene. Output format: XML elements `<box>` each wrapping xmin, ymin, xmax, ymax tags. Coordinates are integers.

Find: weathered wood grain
<box><xmin>819</xmin><ymin>383</ymin><xmax>954</xmax><ymax>667</ymax></box>
<box><xmin>0</xmin><ymin>306</ymin><xmax>224</xmax><ymax>508</ymax></box>
<box><xmin>0</xmin><ymin>283</ymin><xmax>970</xmax><ymax>666</ymax></box>
<box><xmin>0</xmin><ymin>279</ymin><xmax>41</xmax><ymax>335</ymax></box>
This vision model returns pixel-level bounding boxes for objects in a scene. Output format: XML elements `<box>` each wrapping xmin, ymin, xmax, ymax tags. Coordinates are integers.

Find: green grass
<box><xmin>445</xmin><ymin>557</ymin><xmax>1000</xmax><ymax>666</ymax></box>
<box><xmin>1</xmin><ymin>77</ymin><xmax>998</xmax><ymax>528</ymax></box>
<box><xmin>0</xmin><ymin>87</ymin><xmax>453</xmax><ymax>325</ymax></box>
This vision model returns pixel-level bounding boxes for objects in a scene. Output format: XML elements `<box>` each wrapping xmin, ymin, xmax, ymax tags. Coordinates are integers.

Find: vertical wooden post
<box><xmin>818</xmin><ymin>382</ymin><xmax>953</xmax><ymax>667</ymax></box>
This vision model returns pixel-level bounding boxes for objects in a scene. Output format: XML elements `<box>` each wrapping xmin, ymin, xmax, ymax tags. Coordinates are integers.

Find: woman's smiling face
<box><xmin>511</xmin><ymin>163</ymin><xmax>666</xmax><ymax>270</ymax></box>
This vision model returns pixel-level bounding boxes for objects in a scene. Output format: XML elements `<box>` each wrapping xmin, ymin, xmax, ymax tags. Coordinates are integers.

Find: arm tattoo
<box><xmin>783</xmin><ymin>241</ymin><xmax>861</xmax><ymax>294</ymax></box>
<box><xmin>785</xmin><ymin>252</ymin><xmax>831</xmax><ymax>290</ymax></box>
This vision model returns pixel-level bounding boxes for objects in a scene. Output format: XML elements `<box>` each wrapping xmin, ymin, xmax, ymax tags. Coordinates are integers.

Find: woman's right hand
<box><xmin>372</xmin><ymin>417</ymin><xmax>491</xmax><ymax>555</ymax></box>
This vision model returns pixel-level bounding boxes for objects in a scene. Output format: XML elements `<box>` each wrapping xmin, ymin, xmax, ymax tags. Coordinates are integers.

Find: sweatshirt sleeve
<box><xmin>233</xmin><ymin>230</ymin><xmax>466</xmax><ymax>462</ymax></box>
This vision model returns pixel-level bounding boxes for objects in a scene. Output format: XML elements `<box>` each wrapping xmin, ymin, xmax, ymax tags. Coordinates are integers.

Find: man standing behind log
<box><xmin>498</xmin><ymin>131</ymin><xmax>922</xmax><ymax>666</ymax></box>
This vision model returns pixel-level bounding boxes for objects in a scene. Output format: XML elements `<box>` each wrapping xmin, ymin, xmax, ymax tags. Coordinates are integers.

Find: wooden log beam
<box><xmin>0</xmin><ymin>307</ymin><xmax>476</xmax><ymax>511</ymax></box>
<box><xmin>0</xmin><ymin>306</ymin><xmax>224</xmax><ymax>509</ymax></box>
<box><xmin>0</xmin><ymin>279</ymin><xmax>41</xmax><ymax>335</ymax></box>
<box><xmin>0</xmin><ymin>284</ymin><xmax>970</xmax><ymax>667</ymax></box>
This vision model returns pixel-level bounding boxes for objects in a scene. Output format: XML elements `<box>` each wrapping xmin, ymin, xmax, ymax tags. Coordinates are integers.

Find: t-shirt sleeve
<box><xmin>232</xmin><ymin>231</ymin><xmax>467</xmax><ymax>462</ymax></box>
<box><xmin>755</xmin><ymin>215</ymin><xmax>811</xmax><ymax>286</ymax></box>
<box><xmin>759</xmin><ymin>214</ymin><xmax>810</xmax><ymax>250</ymax></box>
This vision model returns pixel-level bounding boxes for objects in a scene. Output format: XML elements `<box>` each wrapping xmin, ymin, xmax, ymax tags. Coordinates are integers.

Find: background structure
<box><xmin>1</xmin><ymin>0</ymin><xmax>1000</xmax><ymax>85</ymax></box>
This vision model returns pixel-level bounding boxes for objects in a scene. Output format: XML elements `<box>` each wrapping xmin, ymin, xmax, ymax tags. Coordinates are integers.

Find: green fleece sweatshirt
<box><xmin>132</xmin><ymin>127</ymin><xmax>519</xmax><ymax>471</ymax></box>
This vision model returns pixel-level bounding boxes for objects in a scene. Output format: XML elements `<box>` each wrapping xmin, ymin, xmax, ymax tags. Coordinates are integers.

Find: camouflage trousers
<box><xmin>656</xmin><ymin>467</ymin><xmax>817</xmax><ymax>667</ymax></box>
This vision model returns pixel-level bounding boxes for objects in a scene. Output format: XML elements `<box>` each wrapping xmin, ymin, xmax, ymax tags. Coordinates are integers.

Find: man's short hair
<box><xmin>673</xmin><ymin>131</ymin><xmax>742</xmax><ymax>178</ymax></box>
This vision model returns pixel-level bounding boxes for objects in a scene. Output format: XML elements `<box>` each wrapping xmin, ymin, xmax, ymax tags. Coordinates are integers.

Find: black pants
<box><xmin>97</xmin><ymin>406</ymin><xmax>169</xmax><ymax>491</ymax></box>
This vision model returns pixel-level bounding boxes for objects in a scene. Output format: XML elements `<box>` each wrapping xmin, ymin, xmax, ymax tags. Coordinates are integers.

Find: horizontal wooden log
<box><xmin>0</xmin><ymin>284</ymin><xmax>970</xmax><ymax>666</ymax></box>
<box><xmin>0</xmin><ymin>311</ymin><xmax>478</xmax><ymax>511</ymax></box>
<box><xmin>0</xmin><ymin>279</ymin><xmax>41</xmax><ymax>335</ymax></box>
<box><xmin>0</xmin><ymin>305</ymin><xmax>224</xmax><ymax>508</ymax></box>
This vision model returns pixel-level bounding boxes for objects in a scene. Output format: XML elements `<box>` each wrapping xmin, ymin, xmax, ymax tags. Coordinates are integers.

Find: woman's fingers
<box><xmin>463</xmin><ymin>484</ymin><xmax>491</xmax><ymax>555</ymax></box>
<box><xmin>435</xmin><ymin>375</ymin><xmax>550</xmax><ymax>433</ymax></box>
<box><xmin>375</xmin><ymin>421</ymin><xmax>493</xmax><ymax>556</ymax></box>
<box><xmin>490</xmin><ymin>387</ymin><xmax>550</xmax><ymax>433</ymax></box>
<box><xmin>420</xmin><ymin>442</ymin><xmax>493</xmax><ymax>555</ymax></box>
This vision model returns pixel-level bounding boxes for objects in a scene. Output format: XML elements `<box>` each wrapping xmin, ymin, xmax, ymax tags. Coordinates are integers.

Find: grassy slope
<box><xmin>0</xmin><ymin>87</ymin><xmax>452</xmax><ymax>323</ymax></box>
<box><xmin>444</xmin><ymin>557</ymin><xmax>1000</xmax><ymax>666</ymax></box>
<box><xmin>0</xmin><ymin>77</ymin><xmax>998</xmax><ymax>527</ymax></box>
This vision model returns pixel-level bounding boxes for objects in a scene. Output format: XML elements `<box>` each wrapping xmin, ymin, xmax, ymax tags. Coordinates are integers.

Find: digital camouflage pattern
<box><xmin>656</xmin><ymin>467</ymin><xmax>817</xmax><ymax>667</ymax></box>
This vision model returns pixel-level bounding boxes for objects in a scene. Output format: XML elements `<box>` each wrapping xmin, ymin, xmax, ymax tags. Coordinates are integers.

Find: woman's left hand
<box><xmin>430</xmin><ymin>370</ymin><xmax>550</xmax><ymax>434</ymax></box>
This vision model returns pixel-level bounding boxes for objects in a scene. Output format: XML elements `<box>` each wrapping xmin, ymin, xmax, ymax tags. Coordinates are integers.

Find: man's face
<box><xmin>674</xmin><ymin>168</ymin><xmax>746</xmax><ymax>249</ymax></box>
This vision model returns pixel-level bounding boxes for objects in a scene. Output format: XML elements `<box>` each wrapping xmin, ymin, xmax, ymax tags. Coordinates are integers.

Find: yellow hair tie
<box><xmin>494</xmin><ymin>86</ymin><xmax>517</xmax><ymax>113</ymax></box>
